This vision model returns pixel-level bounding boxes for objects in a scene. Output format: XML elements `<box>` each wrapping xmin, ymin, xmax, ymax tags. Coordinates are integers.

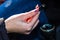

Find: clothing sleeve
<box><xmin>0</xmin><ymin>0</ymin><xmax>19</xmax><ymax>18</ymax></box>
<box><xmin>0</xmin><ymin>18</ymin><xmax>9</xmax><ymax>40</ymax></box>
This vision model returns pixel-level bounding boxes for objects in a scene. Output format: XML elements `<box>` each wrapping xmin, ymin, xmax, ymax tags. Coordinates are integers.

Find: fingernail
<box><xmin>35</xmin><ymin>4</ymin><xmax>39</xmax><ymax>12</ymax></box>
<box><xmin>36</xmin><ymin>4</ymin><xmax>39</xmax><ymax>8</ymax></box>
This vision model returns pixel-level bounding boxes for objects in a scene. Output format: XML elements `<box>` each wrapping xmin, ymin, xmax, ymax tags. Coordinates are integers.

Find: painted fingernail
<box><xmin>36</xmin><ymin>4</ymin><xmax>39</xmax><ymax>8</ymax></box>
<box><xmin>35</xmin><ymin>4</ymin><xmax>39</xmax><ymax>12</ymax></box>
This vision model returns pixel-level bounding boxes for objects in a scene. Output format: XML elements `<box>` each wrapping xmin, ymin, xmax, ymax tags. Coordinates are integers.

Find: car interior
<box><xmin>0</xmin><ymin>0</ymin><xmax>60</xmax><ymax>40</ymax></box>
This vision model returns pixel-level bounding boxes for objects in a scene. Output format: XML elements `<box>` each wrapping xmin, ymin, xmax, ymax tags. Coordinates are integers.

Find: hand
<box><xmin>5</xmin><ymin>5</ymin><xmax>40</xmax><ymax>34</ymax></box>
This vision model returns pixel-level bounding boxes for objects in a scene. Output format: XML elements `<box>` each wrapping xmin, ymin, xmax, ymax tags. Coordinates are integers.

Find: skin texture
<box><xmin>5</xmin><ymin>5</ymin><xmax>40</xmax><ymax>35</ymax></box>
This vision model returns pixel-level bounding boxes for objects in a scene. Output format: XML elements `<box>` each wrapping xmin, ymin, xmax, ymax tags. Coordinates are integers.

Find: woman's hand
<box><xmin>5</xmin><ymin>5</ymin><xmax>40</xmax><ymax>34</ymax></box>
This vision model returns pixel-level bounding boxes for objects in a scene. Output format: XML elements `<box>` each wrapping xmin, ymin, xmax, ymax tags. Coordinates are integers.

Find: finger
<box><xmin>16</xmin><ymin>4</ymin><xmax>39</xmax><ymax>19</ymax></box>
<box><xmin>23</xmin><ymin>5</ymin><xmax>40</xmax><ymax>22</ymax></box>
<box><xmin>32</xmin><ymin>20</ymin><xmax>39</xmax><ymax>30</ymax></box>
<box><xmin>5</xmin><ymin>5</ymin><xmax>40</xmax><ymax>23</ymax></box>
<box><xmin>35</xmin><ymin>4</ymin><xmax>40</xmax><ymax>10</ymax></box>
<box><xmin>25</xmin><ymin>4</ymin><xmax>39</xmax><ymax>17</ymax></box>
<box><xmin>25</xmin><ymin>12</ymin><xmax>40</xmax><ymax>33</ymax></box>
<box><xmin>24</xmin><ymin>20</ymin><xmax>39</xmax><ymax>35</ymax></box>
<box><xmin>28</xmin><ymin>11</ymin><xmax>40</xmax><ymax>27</ymax></box>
